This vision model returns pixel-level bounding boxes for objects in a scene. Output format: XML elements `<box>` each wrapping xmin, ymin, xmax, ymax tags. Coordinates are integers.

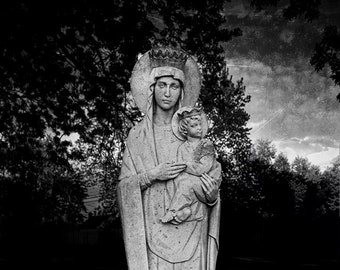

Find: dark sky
<box><xmin>223</xmin><ymin>0</ymin><xmax>340</xmax><ymax>169</ymax></box>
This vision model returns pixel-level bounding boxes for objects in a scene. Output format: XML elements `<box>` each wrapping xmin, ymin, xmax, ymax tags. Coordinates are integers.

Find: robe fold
<box><xmin>117</xmin><ymin>117</ymin><xmax>221</xmax><ymax>270</ymax></box>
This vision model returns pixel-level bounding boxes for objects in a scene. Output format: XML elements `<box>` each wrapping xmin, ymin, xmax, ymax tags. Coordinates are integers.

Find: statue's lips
<box><xmin>162</xmin><ymin>99</ymin><xmax>172</xmax><ymax>104</ymax></box>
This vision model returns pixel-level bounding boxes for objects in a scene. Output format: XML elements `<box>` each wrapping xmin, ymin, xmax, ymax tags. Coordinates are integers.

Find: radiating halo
<box><xmin>130</xmin><ymin>49</ymin><xmax>201</xmax><ymax>114</ymax></box>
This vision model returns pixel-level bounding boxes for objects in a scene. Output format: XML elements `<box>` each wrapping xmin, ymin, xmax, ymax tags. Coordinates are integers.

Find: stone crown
<box><xmin>149</xmin><ymin>46</ymin><xmax>188</xmax><ymax>71</ymax></box>
<box><xmin>178</xmin><ymin>107</ymin><xmax>202</xmax><ymax>121</ymax></box>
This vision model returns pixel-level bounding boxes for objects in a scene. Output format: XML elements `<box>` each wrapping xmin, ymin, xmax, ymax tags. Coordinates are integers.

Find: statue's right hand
<box><xmin>147</xmin><ymin>162</ymin><xmax>186</xmax><ymax>181</ymax></box>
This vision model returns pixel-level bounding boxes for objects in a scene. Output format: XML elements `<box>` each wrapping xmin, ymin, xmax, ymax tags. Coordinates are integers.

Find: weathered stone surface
<box><xmin>118</xmin><ymin>46</ymin><xmax>222</xmax><ymax>270</ymax></box>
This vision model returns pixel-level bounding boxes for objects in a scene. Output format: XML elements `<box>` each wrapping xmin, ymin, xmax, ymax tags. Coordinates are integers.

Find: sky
<box><xmin>223</xmin><ymin>0</ymin><xmax>340</xmax><ymax>170</ymax></box>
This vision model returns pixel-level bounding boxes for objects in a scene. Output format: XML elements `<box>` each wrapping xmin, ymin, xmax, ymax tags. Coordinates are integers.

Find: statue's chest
<box><xmin>154</xmin><ymin>124</ymin><xmax>179</xmax><ymax>164</ymax></box>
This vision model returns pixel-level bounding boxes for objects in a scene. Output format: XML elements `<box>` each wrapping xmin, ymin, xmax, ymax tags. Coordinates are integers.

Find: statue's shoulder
<box><xmin>126</xmin><ymin>120</ymin><xmax>145</xmax><ymax>142</ymax></box>
<box><xmin>128</xmin><ymin>121</ymin><xmax>143</xmax><ymax>135</ymax></box>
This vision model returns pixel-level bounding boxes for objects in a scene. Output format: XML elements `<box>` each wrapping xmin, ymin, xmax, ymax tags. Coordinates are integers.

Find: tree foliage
<box><xmin>311</xmin><ymin>25</ymin><xmax>340</xmax><ymax>101</ymax></box>
<box><xmin>0</xmin><ymin>136</ymin><xmax>85</xmax><ymax>229</ymax></box>
<box><xmin>237</xmin><ymin>139</ymin><xmax>340</xmax><ymax>219</ymax></box>
<box><xmin>0</xmin><ymin>0</ymin><xmax>250</xmax><ymax>224</ymax></box>
<box><xmin>251</xmin><ymin>0</ymin><xmax>321</xmax><ymax>22</ymax></box>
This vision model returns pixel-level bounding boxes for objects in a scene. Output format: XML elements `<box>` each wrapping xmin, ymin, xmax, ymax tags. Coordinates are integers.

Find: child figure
<box><xmin>161</xmin><ymin>106</ymin><xmax>220</xmax><ymax>224</ymax></box>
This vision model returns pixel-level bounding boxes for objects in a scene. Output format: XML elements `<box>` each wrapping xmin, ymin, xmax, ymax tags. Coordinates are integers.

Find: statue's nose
<box><xmin>164</xmin><ymin>86</ymin><xmax>171</xmax><ymax>97</ymax></box>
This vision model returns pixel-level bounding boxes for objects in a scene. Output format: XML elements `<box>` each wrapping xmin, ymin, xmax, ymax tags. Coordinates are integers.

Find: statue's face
<box><xmin>186</xmin><ymin>115</ymin><xmax>203</xmax><ymax>138</ymax></box>
<box><xmin>154</xmin><ymin>76</ymin><xmax>182</xmax><ymax>111</ymax></box>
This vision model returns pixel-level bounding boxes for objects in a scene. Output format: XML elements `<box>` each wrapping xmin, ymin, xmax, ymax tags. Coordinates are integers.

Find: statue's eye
<box><xmin>170</xmin><ymin>84</ymin><xmax>180</xmax><ymax>90</ymax></box>
<box><xmin>158</xmin><ymin>82</ymin><xmax>166</xmax><ymax>88</ymax></box>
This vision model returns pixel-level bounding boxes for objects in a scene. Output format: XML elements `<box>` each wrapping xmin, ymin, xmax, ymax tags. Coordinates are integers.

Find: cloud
<box><xmin>307</xmin><ymin>148</ymin><xmax>339</xmax><ymax>171</ymax></box>
<box><xmin>229</xmin><ymin>57</ymin><xmax>340</xmax><ymax>169</ymax></box>
<box><xmin>247</xmin><ymin>120</ymin><xmax>266</xmax><ymax>129</ymax></box>
<box><xmin>271</xmin><ymin>137</ymin><xmax>339</xmax><ymax>170</ymax></box>
<box><xmin>223</xmin><ymin>1</ymin><xmax>340</xmax><ymax>169</ymax></box>
<box><xmin>229</xmin><ymin>56</ymin><xmax>340</xmax><ymax>141</ymax></box>
<box><xmin>274</xmin><ymin>136</ymin><xmax>338</xmax><ymax>153</ymax></box>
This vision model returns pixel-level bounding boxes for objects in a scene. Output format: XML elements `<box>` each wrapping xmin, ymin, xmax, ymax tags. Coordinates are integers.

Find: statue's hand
<box><xmin>200</xmin><ymin>173</ymin><xmax>219</xmax><ymax>203</ymax></box>
<box><xmin>147</xmin><ymin>162</ymin><xmax>186</xmax><ymax>182</ymax></box>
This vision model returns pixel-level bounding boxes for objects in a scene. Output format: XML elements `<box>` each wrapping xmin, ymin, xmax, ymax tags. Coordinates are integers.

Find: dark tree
<box><xmin>311</xmin><ymin>25</ymin><xmax>340</xmax><ymax>101</ymax></box>
<box><xmin>0</xmin><ymin>0</ymin><xmax>251</xmax><ymax>225</ymax></box>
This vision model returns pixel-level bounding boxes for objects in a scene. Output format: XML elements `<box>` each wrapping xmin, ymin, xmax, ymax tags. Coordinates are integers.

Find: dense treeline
<box><xmin>219</xmin><ymin>139</ymin><xmax>339</xmax><ymax>265</ymax></box>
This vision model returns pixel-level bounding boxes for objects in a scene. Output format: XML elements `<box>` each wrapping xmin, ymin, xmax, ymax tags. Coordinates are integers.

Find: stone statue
<box><xmin>161</xmin><ymin>106</ymin><xmax>222</xmax><ymax>224</ymax></box>
<box><xmin>117</xmin><ymin>46</ymin><xmax>222</xmax><ymax>270</ymax></box>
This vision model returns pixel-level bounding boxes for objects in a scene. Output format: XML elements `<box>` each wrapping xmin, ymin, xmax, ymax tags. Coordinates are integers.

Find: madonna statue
<box><xmin>117</xmin><ymin>46</ymin><xmax>222</xmax><ymax>270</ymax></box>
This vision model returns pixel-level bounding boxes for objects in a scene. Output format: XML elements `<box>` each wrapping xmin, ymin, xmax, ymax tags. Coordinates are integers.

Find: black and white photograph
<box><xmin>0</xmin><ymin>0</ymin><xmax>339</xmax><ymax>269</ymax></box>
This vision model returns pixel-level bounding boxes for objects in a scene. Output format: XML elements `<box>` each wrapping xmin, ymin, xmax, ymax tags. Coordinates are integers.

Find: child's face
<box><xmin>186</xmin><ymin>115</ymin><xmax>203</xmax><ymax>138</ymax></box>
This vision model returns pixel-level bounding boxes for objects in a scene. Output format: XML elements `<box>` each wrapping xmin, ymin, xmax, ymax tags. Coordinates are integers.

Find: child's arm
<box><xmin>185</xmin><ymin>154</ymin><xmax>214</xmax><ymax>176</ymax></box>
<box><xmin>185</xmin><ymin>139</ymin><xmax>215</xmax><ymax>176</ymax></box>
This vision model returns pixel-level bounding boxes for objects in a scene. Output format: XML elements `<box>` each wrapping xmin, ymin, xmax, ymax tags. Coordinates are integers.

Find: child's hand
<box><xmin>200</xmin><ymin>173</ymin><xmax>219</xmax><ymax>203</ymax></box>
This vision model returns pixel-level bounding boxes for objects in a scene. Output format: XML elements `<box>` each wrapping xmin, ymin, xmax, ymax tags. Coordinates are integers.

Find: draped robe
<box><xmin>117</xmin><ymin>87</ymin><xmax>221</xmax><ymax>270</ymax></box>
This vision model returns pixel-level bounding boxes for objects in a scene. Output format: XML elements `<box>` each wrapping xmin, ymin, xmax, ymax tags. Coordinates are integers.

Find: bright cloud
<box><xmin>270</xmin><ymin>137</ymin><xmax>339</xmax><ymax>171</ymax></box>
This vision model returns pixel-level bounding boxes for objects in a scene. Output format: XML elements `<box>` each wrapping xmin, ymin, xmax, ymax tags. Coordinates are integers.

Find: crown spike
<box><xmin>178</xmin><ymin>106</ymin><xmax>203</xmax><ymax>121</ymax></box>
<box><xmin>149</xmin><ymin>46</ymin><xmax>188</xmax><ymax>71</ymax></box>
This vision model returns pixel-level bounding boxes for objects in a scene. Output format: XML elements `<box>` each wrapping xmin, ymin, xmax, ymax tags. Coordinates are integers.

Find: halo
<box><xmin>130</xmin><ymin>49</ymin><xmax>201</xmax><ymax>114</ymax></box>
<box><xmin>172</xmin><ymin>106</ymin><xmax>209</xmax><ymax>141</ymax></box>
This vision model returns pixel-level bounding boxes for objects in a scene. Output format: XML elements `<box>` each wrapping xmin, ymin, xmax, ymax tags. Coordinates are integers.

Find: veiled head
<box><xmin>130</xmin><ymin>46</ymin><xmax>201</xmax><ymax>114</ymax></box>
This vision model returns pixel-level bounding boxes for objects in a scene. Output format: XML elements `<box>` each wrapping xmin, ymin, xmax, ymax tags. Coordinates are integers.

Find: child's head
<box><xmin>172</xmin><ymin>105</ymin><xmax>209</xmax><ymax>141</ymax></box>
<box><xmin>178</xmin><ymin>106</ymin><xmax>203</xmax><ymax>139</ymax></box>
